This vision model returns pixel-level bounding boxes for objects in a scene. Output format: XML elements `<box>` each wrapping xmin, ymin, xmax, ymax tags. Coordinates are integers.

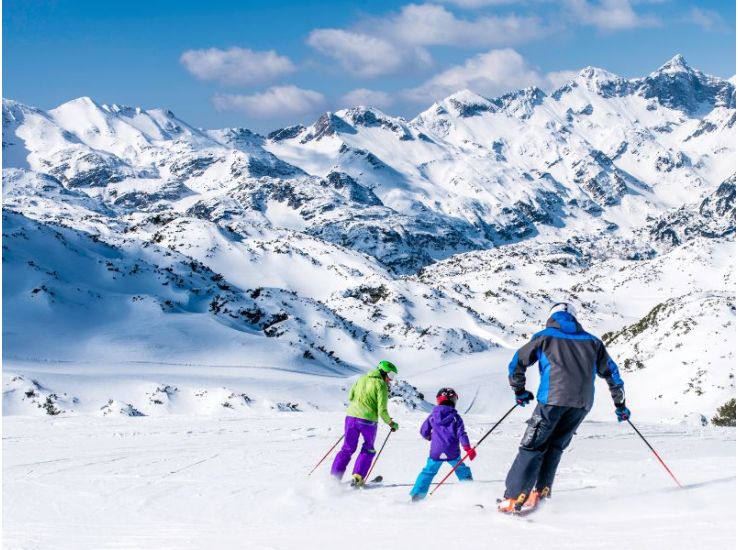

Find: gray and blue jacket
<box><xmin>508</xmin><ymin>311</ymin><xmax>625</xmax><ymax>410</ymax></box>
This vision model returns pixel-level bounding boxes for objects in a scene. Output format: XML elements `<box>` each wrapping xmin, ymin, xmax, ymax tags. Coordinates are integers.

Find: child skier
<box><xmin>409</xmin><ymin>387</ymin><xmax>476</xmax><ymax>501</ymax></box>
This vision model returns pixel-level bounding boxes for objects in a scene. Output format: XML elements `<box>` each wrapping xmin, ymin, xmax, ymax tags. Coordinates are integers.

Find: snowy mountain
<box><xmin>3</xmin><ymin>55</ymin><xmax>735</xmax><ymax>423</ymax></box>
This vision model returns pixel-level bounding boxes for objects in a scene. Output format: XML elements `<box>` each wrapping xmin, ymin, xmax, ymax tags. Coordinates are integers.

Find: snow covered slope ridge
<box><xmin>3</xmin><ymin>55</ymin><xmax>735</xmax><ymax>422</ymax></box>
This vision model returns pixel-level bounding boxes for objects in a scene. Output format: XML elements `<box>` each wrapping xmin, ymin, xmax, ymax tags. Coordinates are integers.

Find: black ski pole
<box><xmin>366</xmin><ymin>430</ymin><xmax>392</xmax><ymax>480</ymax></box>
<box><xmin>431</xmin><ymin>403</ymin><xmax>518</xmax><ymax>496</ymax></box>
<box><xmin>626</xmin><ymin>419</ymin><xmax>682</xmax><ymax>488</ymax></box>
<box><xmin>308</xmin><ymin>434</ymin><xmax>344</xmax><ymax>476</ymax></box>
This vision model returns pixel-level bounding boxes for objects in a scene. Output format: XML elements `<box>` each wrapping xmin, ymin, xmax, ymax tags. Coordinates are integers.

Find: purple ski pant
<box><xmin>330</xmin><ymin>416</ymin><xmax>378</xmax><ymax>480</ymax></box>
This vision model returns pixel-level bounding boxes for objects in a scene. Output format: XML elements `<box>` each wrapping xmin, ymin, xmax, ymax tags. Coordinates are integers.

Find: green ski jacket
<box><xmin>345</xmin><ymin>368</ymin><xmax>392</xmax><ymax>425</ymax></box>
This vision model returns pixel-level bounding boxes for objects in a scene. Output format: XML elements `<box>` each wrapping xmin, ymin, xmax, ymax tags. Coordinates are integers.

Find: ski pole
<box><xmin>366</xmin><ymin>430</ymin><xmax>392</xmax><ymax>480</ymax></box>
<box><xmin>431</xmin><ymin>403</ymin><xmax>518</xmax><ymax>496</ymax></box>
<box><xmin>626</xmin><ymin>419</ymin><xmax>682</xmax><ymax>488</ymax></box>
<box><xmin>308</xmin><ymin>434</ymin><xmax>344</xmax><ymax>476</ymax></box>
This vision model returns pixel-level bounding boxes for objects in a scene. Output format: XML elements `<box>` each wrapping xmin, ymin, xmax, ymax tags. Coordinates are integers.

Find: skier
<box><xmin>330</xmin><ymin>360</ymin><xmax>399</xmax><ymax>487</ymax></box>
<box><xmin>497</xmin><ymin>302</ymin><xmax>629</xmax><ymax>514</ymax></box>
<box><xmin>409</xmin><ymin>387</ymin><xmax>476</xmax><ymax>501</ymax></box>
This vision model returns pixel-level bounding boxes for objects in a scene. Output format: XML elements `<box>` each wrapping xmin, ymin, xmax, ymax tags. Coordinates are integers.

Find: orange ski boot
<box><xmin>497</xmin><ymin>493</ymin><xmax>527</xmax><ymax>514</ymax></box>
<box><xmin>521</xmin><ymin>486</ymin><xmax>550</xmax><ymax>514</ymax></box>
<box><xmin>523</xmin><ymin>490</ymin><xmax>541</xmax><ymax>509</ymax></box>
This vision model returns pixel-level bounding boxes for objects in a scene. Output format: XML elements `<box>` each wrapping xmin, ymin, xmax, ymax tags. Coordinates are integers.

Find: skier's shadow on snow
<box><xmin>370</xmin><ymin>477</ymin><xmax>736</xmax><ymax>492</ymax></box>
<box><xmin>678</xmin><ymin>476</ymin><xmax>735</xmax><ymax>491</ymax></box>
<box><xmin>616</xmin><ymin>475</ymin><xmax>736</xmax><ymax>498</ymax></box>
<box><xmin>644</xmin><ymin>475</ymin><xmax>735</xmax><ymax>493</ymax></box>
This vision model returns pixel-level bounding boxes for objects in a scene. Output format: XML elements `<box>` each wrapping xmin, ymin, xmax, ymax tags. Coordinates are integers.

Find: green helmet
<box><xmin>378</xmin><ymin>360</ymin><xmax>397</xmax><ymax>378</ymax></box>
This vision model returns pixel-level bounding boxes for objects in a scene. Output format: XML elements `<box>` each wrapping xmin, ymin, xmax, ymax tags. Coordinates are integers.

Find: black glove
<box><xmin>515</xmin><ymin>390</ymin><xmax>535</xmax><ymax>407</ymax></box>
<box><xmin>615</xmin><ymin>402</ymin><xmax>631</xmax><ymax>422</ymax></box>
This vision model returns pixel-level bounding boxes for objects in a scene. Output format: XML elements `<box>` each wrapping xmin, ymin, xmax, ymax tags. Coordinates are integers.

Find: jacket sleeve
<box><xmin>420</xmin><ymin>416</ymin><xmax>432</xmax><ymax>440</ymax></box>
<box><xmin>508</xmin><ymin>336</ymin><xmax>542</xmax><ymax>392</ymax></box>
<box><xmin>348</xmin><ymin>380</ymin><xmax>357</xmax><ymax>402</ymax></box>
<box><xmin>596</xmin><ymin>342</ymin><xmax>625</xmax><ymax>405</ymax></box>
<box><xmin>376</xmin><ymin>381</ymin><xmax>392</xmax><ymax>425</ymax></box>
<box><xmin>456</xmin><ymin>414</ymin><xmax>471</xmax><ymax>449</ymax></box>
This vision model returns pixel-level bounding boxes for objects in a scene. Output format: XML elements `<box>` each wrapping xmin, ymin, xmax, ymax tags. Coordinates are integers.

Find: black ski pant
<box><xmin>504</xmin><ymin>403</ymin><xmax>588</xmax><ymax>498</ymax></box>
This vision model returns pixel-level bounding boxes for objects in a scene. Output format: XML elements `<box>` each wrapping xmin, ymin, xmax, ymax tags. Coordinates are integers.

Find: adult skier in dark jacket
<box><xmin>498</xmin><ymin>302</ymin><xmax>629</xmax><ymax>514</ymax></box>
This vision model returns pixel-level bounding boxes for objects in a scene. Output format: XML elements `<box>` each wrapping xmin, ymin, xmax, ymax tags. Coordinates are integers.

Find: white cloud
<box><xmin>544</xmin><ymin>69</ymin><xmax>580</xmax><ymax>90</ymax></box>
<box><xmin>383</xmin><ymin>3</ymin><xmax>546</xmax><ymax>47</ymax></box>
<box><xmin>341</xmin><ymin>89</ymin><xmax>395</xmax><ymax>109</ymax></box>
<box><xmin>565</xmin><ymin>0</ymin><xmax>660</xmax><ymax>30</ymax></box>
<box><xmin>307</xmin><ymin>29</ymin><xmax>431</xmax><ymax>77</ymax></box>
<box><xmin>306</xmin><ymin>4</ymin><xmax>548</xmax><ymax>77</ymax></box>
<box><xmin>180</xmin><ymin>47</ymin><xmax>295</xmax><ymax>86</ymax></box>
<box><xmin>406</xmin><ymin>48</ymin><xmax>538</xmax><ymax>102</ymax></box>
<box><xmin>213</xmin><ymin>86</ymin><xmax>326</xmax><ymax>118</ymax></box>
<box><xmin>406</xmin><ymin>48</ymin><xmax>576</xmax><ymax>103</ymax></box>
<box><xmin>687</xmin><ymin>7</ymin><xmax>722</xmax><ymax>30</ymax></box>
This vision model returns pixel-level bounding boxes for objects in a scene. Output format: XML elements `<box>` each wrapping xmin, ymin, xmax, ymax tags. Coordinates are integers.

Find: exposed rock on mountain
<box><xmin>2</xmin><ymin>55</ymin><xmax>734</xmax><ymax>420</ymax></box>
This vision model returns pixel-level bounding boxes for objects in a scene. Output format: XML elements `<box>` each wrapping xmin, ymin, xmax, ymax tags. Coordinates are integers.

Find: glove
<box><xmin>463</xmin><ymin>446</ymin><xmax>477</xmax><ymax>461</ymax></box>
<box><xmin>515</xmin><ymin>390</ymin><xmax>535</xmax><ymax>407</ymax></box>
<box><xmin>615</xmin><ymin>402</ymin><xmax>631</xmax><ymax>422</ymax></box>
<box><xmin>390</xmin><ymin>421</ymin><xmax>399</xmax><ymax>432</ymax></box>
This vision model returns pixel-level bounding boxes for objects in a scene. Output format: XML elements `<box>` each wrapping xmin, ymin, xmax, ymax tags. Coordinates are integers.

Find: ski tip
<box><xmin>497</xmin><ymin>507</ymin><xmax>538</xmax><ymax>518</ymax></box>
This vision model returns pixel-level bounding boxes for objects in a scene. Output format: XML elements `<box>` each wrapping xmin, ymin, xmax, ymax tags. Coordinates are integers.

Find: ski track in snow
<box><xmin>3</xmin><ymin>413</ymin><xmax>734</xmax><ymax>550</ymax></box>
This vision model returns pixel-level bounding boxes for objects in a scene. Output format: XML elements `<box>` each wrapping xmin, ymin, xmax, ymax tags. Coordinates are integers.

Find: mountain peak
<box><xmin>339</xmin><ymin>105</ymin><xmax>393</xmax><ymax>124</ymax></box>
<box><xmin>654</xmin><ymin>54</ymin><xmax>693</xmax><ymax>75</ymax></box>
<box><xmin>577</xmin><ymin>66</ymin><xmax>620</xmax><ymax>83</ymax></box>
<box><xmin>61</xmin><ymin>96</ymin><xmax>101</xmax><ymax>109</ymax></box>
<box><xmin>439</xmin><ymin>89</ymin><xmax>496</xmax><ymax>118</ymax></box>
<box><xmin>446</xmin><ymin>89</ymin><xmax>491</xmax><ymax>105</ymax></box>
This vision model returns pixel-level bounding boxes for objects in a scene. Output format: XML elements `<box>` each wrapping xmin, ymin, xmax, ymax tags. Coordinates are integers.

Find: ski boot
<box><xmin>521</xmin><ymin>486</ymin><xmax>549</xmax><ymax>512</ymax></box>
<box><xmin>410</xmin><ymin>494</ymin><xmax>425</xmax><ymax>503</ymax></box>
<box><xmin>350</xmin><ymin>474</ymin><xmax>365</xmax><ymax>489</ymax></box>
<box><xmin>497</xmin><ymin>493</ymin><xmax>527</xmax><ymax>514</ymax></box>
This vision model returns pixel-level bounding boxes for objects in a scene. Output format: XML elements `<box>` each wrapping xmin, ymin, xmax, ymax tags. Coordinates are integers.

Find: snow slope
<box><xmin>2</xmin><ymin>54</ymin><xmax>735</xmax><ymax>424</ymax></box>
<box><xmin>3</xmin><ymin>411</ymin><xmax>735</xmax><ymax>549</ymax></box>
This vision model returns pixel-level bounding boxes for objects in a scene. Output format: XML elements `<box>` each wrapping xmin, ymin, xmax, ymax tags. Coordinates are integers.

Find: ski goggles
<box><xmin>383</xmin><ymin>370</ymin><xmax>396</xmax><ymax>380</ymax></box>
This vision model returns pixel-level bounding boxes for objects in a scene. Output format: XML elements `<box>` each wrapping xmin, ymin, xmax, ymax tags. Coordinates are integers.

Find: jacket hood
<box><xmin>431</xmin><ymin>404</ymin><xmax>458</xmax><ymax>426</ymax></box>
<box><xmin>547</xmin><ymin>311</ymin><xmax>583</xmax><ymax>334</ymax></box>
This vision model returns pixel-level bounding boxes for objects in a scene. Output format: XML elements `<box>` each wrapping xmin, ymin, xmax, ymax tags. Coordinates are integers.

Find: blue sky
<box><xmin>3</xmin><ymin>0</ymin><xmax>735</xmax><ymax>133</ymax></box>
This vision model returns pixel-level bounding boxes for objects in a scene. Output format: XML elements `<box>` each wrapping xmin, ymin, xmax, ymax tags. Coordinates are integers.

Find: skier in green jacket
<box><xmin>330</xmin><ymin>360</ymin><xmax>399</xmax><ymax>486</ymax></box>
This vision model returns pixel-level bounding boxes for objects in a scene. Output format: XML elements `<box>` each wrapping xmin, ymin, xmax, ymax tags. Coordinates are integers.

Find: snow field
<box><xmin>3</xmin><ymin>412</ymin><xmax>734</xmax><ymax>549</ymax></box>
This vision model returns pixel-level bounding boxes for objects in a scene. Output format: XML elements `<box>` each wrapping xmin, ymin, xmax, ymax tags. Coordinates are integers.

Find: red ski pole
<box><xmin>430</xmin><ymin>403</ymin><xmax>518</xmax><ymax>496</ymax></box>
<box><xmin>627</xmin><ymin>419</ymin><xmax>683</xmax><ymax>488</ymax></box>
<box><xmin>307</xmin><ymin>434</ymin><xmax>344</xmax><ymax>476</ymax></box>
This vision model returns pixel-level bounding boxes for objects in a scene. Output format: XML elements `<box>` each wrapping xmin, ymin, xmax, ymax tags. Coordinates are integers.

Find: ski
<box><xmin>347</xmin><ymin>475</ymin><xmax>384</xmax><ymax>489</ymax></box>
<box><xmin>473</xmin><ymin>501</ymin><xmax>536</xmax><ymax>521</ymax></box>
<box><xmin>360</xmin><ymin>475</ymin><xmax>384</xmax><ymax>488</ymax></box>
<box><xmin>494</xmin><ymin>497</ymin><xmax>542</xmax><ymax>517</ymax></box>
<box><xmin>506</xmin><ymin>506</ymin><xmax>539</xmax><ymax>517</ymax></box>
